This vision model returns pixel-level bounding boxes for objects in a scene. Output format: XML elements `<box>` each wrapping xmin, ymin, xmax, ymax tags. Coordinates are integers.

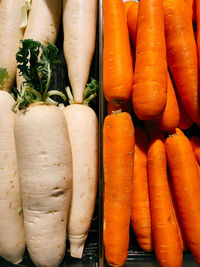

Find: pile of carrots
<box><xmin>103</xmin><ymin>0</ymin><xmax>200</xmax><ymax>266</ymax></box>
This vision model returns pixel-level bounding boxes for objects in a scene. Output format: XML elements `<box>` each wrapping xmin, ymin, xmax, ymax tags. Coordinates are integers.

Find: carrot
<box><xmin>127</xmin><ymin>1</ymin><xmax>139</xmax><ymax>47</ymax></box>
<box><xmin>167</xmin><ymin>172</ymin><xmax>187</xmax><ymax>251</ymax></box>
<box><xmin>107</xmin><ymin>101</ymin><xmax>132</xmax><ymax>115</ymax></box>
<box><xmin>197</xmin><ymin>0</ymin><xmax>200</xmax><ymax>70</ymax></box>
<box><xmin>163</xmin><ymin>0</ymin><xmax>200</xmax><ymax>123</ymax></box>
<box><xmin>190</xmin><ymin>136</ymin><xmax>200</xmax><ymax>164</ymax></box>
<box><xmin>147</xmin><ymin>131</ymin><xmax>183</xmax><ymax>267</ymax></box>
<box><xmin>165</xmin><ymin>128</ymin><xmax>200</xmax><ymax>265</ymax></box>
<box><xmin>103</xmin><ymin>0</ymin><xmax>133</xmax><ymax>104</ymax></box>
<box><xmin>103</xmin><ymin>111</ymin><xmax>134</xmax><ymax>267</ymax></box>
<box><xmin>131</xmin><ymin>127</ymin><xmax>152</xmax><ymax>252</ymax></box>
<box><xmin>185</xmin><ymin>0</ymin><xmax>196</xmax><ymax>21</ymax></box>
<box><xmin>157</xmin><ymin>71</ymin><xmax>180</xmax><ymax>132</ymax></box>
<box><xmin>123</xmin><ymin>0</ymin><xmax>136</xmax><ymax>20</ymax></box>
<box><xmin>132</xmin><ymin>0</ymin><xmax>167</xmax><ymax>120</ymax></box>
<box><xmin>176</xmin><ymin>90</ymin><xmax>193</xmax><ymax>130</ymax></box>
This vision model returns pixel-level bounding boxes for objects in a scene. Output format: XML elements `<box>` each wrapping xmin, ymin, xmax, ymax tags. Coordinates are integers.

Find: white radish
<box><xmin>14</xmin><ymin>104</ymin><xmax>72</xmax><ymax>267</ymax></box>
<box><xmin>23</xmin><ymin>0</ymin><xmax>62</xmax><ymax>44</ymax></box>
<box><xmin>14</xmin><ymin>40</ymin><xmax>72</xmax><ymax>267</ymax></box>
<box><xmin>63</xmin><ymin>0</ymin><xmax>98</xmax><ymax>103</ymax></box>
<box><xmin>0</xmin><ymin>0</ymin><xmax>24</xmax><ymax>92</ymax></box>
<box><xmin>17</xmin><ymin>0</ymin><xmax>62</xmax><ymax>90</ymax></box>
<box><xmin>0</xmin><ymin>89</ymin><xmax>26</xmax><ymax>264</ymax></box>
<box><xmin>63</xmin><ymin>97</ymin><xmax>98</xmax><ymax>258</ymax></box>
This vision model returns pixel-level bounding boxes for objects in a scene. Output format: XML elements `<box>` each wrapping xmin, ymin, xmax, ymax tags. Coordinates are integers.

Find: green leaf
<box><xmin>14</xmin><ymin>39</ymin><xmax>63</xmax><ymax>110</ymax></box>
<box><xmin>0</xmin><ymin>68</ymin><xmax>9</xmax><ymax>90</ymax></box>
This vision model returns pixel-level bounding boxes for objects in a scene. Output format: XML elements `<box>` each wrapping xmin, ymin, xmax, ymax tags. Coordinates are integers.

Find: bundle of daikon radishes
<box><xmin>103</xmin><ymin>0</ymin><xmax>200</xmax><ymax>266</ymax></box>
<box><xmin>0</xmin><ymin>0</ymin><xmax>98</xmax><ymax>266</ymax></box>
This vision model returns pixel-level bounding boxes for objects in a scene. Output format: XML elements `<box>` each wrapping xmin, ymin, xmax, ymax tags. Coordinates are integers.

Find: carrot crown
<box><xmin>12</xmin><ymin>39</ymin><xmax>66</xmax><ymax>112</ymax></box>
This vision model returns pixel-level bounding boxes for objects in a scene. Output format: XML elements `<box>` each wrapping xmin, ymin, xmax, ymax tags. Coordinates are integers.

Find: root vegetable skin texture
<box><xmin>185</xmin><ymin>0</ymin><xmax>196</xmax><ymax>21</ymax></box>
<box><xmin>190</xmin><ymin>136</ymin><xmax>200</xmax><ymax>165</ymax></box>
<box><xmin>63</xmin><ymin>104</ymin><xmax>98</xmax><ymax>259</ymax></box>
<box><xmin>63</xmin><ymin>0</ymin><xmax>97</xmax><ymax>104</ymax></box>
<box><xmin>103</xmin><ymin>0</ymin><xmax>134</xmax><ymax>104</ymax></box>
<box><xmin>131</xmin><ymin>127</ymin><xmax>152</xmax><ymax>252</ymax></box>
<box><xmin>158</xmin><ymin>72</ymin><xmax>180</xmax><ymax>132</ymax></box>
<box><xmin>123</xmin><ymin>0</ymin><xmax>136</xmax><ymax>20</ymax></box>
<box><xmin>127</xmin><ymin>1</ymin><xmax>139</xmax><ymax>47</ymax></box>
<box><xmin>103</xmin><ymin>112</ymin><xmax>134</xmax><ymax>267</ymax></box>
<box><xmin>14</xmin><ymin>105</ymin><xmax>72</xmax><ymax>267</ymax></box>
<box><xmin>23</xmin><ymin>0</ymin><xmax>61</xmax><ymax>44</ymax></box>
<box><xmin>197</xmin><ymin>0</ymin><xmax>200</xmax><ymax>71</ymax></box>
<box><xmin>0</xmin><ymin>0</ymin><xmax>24</xmax><ymax>92</ymax></box>
<box><xmin>163</xmin><ymin>0</ymin><xmax>200</xmax><ymax>123</ymax></box>
<box><xmin>176</xmin><ymin>91</ymin><xmax>193</xmax><ymax>130</ymax></box>
<box><xmin>165</xmin><ymin>129</ymin><xmax>200</xmax><ymax>265</ymax></box>
<box><xmin>0</xmin><ymin>91</ymin><xmax>26</xmax><ymax>264</ymax></box>
<box><xmin>147</xmin><ymin>133</ymin><xmax>183</xmax><ymax>267</ymax></box>
<box><xmin>132</xmin><ymin>0</ymin><xmax>167</xmax><ymax>120</ymax></box>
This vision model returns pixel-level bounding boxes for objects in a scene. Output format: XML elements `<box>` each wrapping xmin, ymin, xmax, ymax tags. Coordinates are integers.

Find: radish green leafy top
<box><xmin>13</xmin><ymin>39</ymin><xmax>66</xmax><ymax>112</ymax></box>
<box><xmin>0</xmin><ymin>68</ymin><xmax>9</xmax><ymax>90</ymax></box>
<box><xmin>67</xmin><ymin>78</ymin><xmax>99</xmax><ymax>106</ymax></box>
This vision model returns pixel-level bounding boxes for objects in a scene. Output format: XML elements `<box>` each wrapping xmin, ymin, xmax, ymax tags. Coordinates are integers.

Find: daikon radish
<box><xmin>0</xmin><ymin>68</ymin><xmax>26</xmax><ymax>264</ymax></box>
<box><xmin>17</xmin><ymin>0</ymin><xmax>62</xmax><ymax>90</ymax></box>
<box><xmin>63</xmin><ymin>0</ymin><xmax>98</xmax><ymax>103</ymax></box>
<box><xmin>62</xmin><ymin>82</ymin><xmax>98</xmax><ymax>258</ymax></box>
<box><xmin>0</xmin><ymin>0</ymin><xmax>24</xmax><ymax>92</ymax></box>
<box><xmin>14</xmin><ymin>39</ymin><xmax>72</xmax><ymax>267</ymax></box>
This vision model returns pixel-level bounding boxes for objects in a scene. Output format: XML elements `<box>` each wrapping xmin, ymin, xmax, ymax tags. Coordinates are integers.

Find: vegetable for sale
<box><xmin>0</xmin><ymin>68</ymin><xmax>26</xmax><ymax>264</ymax></box>
<box><xmin>147</xmin><ymin>130</ymin><xmax>183</xmax><ymax>267</ymax></box>
<box><xmin>0</xmin><ymin>0</ymin><xmax>24</xmax><ymax>92</ymax></box>
<box><xmin>127</xmin><ymin>1</ymin><xmax>139</xmax><ymax>47</ymax></box>
<box><xmin>190</xmin><ymin>136</ymin><xmax>200</xmax><ymax>165</ymax></box>
<box><xmin>63</xmin><ymin>0</ymin><xmax>97</xmax><ymax>104</ymax></box>
<box><xmin>157</xmin><ymin>71</ymin><xmax>180</xmax><ymax>132</ymax></box>
<box><xmin>166</xmin><ymin>128</ymin><xmax>200</xmax><ymax>265</ymax></box>
<box><xmin>131</xmin><ymin>127</ymin><xmax>152</xmax><ymax>252</ymax></box>
<box><xmin>103</xmin><ymin>0</ymin><xmax>133</xmax><ymax>104</ymax></box>
<box><xmin>132</xmin><ymin>0</ymin><xmax>167</xmax><ymax>120</ymax></box>
<box><xmin>103</xmin><ymin>111</ymin><xmax>134</xmax><ymax>267</ymax></box>
<box><xmin>13</xmin><ymin>39</ymin><xmax>72</xmax><ymax>267</ymax></box>
<box><xmin>197</xmin><ymin>0</ymin><xmax>200</xmax><ymax>73</ymax></box>
<box><xmin>163</xmin><ymin>0</ymin><xmax>200</xmax><ymax>123</ymax></box>
<box><xmin>63</xmin><ymin>82</ymin><xmax>98</xmax><ymax>258</ymax></box>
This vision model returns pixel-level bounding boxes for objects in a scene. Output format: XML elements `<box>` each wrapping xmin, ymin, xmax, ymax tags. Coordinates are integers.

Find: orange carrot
<box><xmin>127</xmin><ymin>1</ymin><xmax>139</xmax><ymax>47</ymax></box>
<box><xmin>185</xmin><ymin>0</ymin><xmax>196</xmax><ymax>21</ymax></box>
<box><xmin>103</xmin><ymin>0</ymin><xmax>133</xmax><ymax>104</ymax></box>
<box><xmin>131</xmin><ymin>127</ymin><xmax>152</xmax><ymax>252</ymax></box>
<box><xmin>147</xmin><ymin>130</ymin><xmax>183</xmax><ymax>267</ymax></box>
<box><xmin>165</xmin><ymin>128</ymin><xmax>200</xmax><ymax>265</ymax></box>
<box><xmin>197</xmin><ymin>0</ymin><xmax>200</xmax><ymax>70</ymax></box>
<box><xmin>176</xmin><ymin>91</ymin><xmax>194</xmax><ymax>130</ymax></box>
<box><xmin>123</xmin><ymin>0</ymin><xmax>136</xmax><ymax>20</ymax></box>
<box><xmin>190</xmin><ymin>136</ymin><xmax>200</xmax><ymax>164</ymax></box>
<box><xmin>103</xmin><ymin>111</ymin><xmax>135</xmax><ymax>267</ymax></box>
<box><xmin>107</xmin><ymin>101</ymin><xmax>132</xmax><ymax>115</ymax></box>
<box><xmin>163</xmin><ymin>0</ymin><xmax>200</xmax><ymax>123</ymax></box>
<box><xmin>157</xmin><ymin>71</ymin><xmax>180</xmax><ymax>132</ymax></box>
<box><xmin>132</xmin><ymin>0</ymin><xmax>167</xmax><ymax>120</ymax></box>
<box><xmin>167</xmin><ymin>172</ymin><xmax>187</xmax><ymax>251</ymax></box>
